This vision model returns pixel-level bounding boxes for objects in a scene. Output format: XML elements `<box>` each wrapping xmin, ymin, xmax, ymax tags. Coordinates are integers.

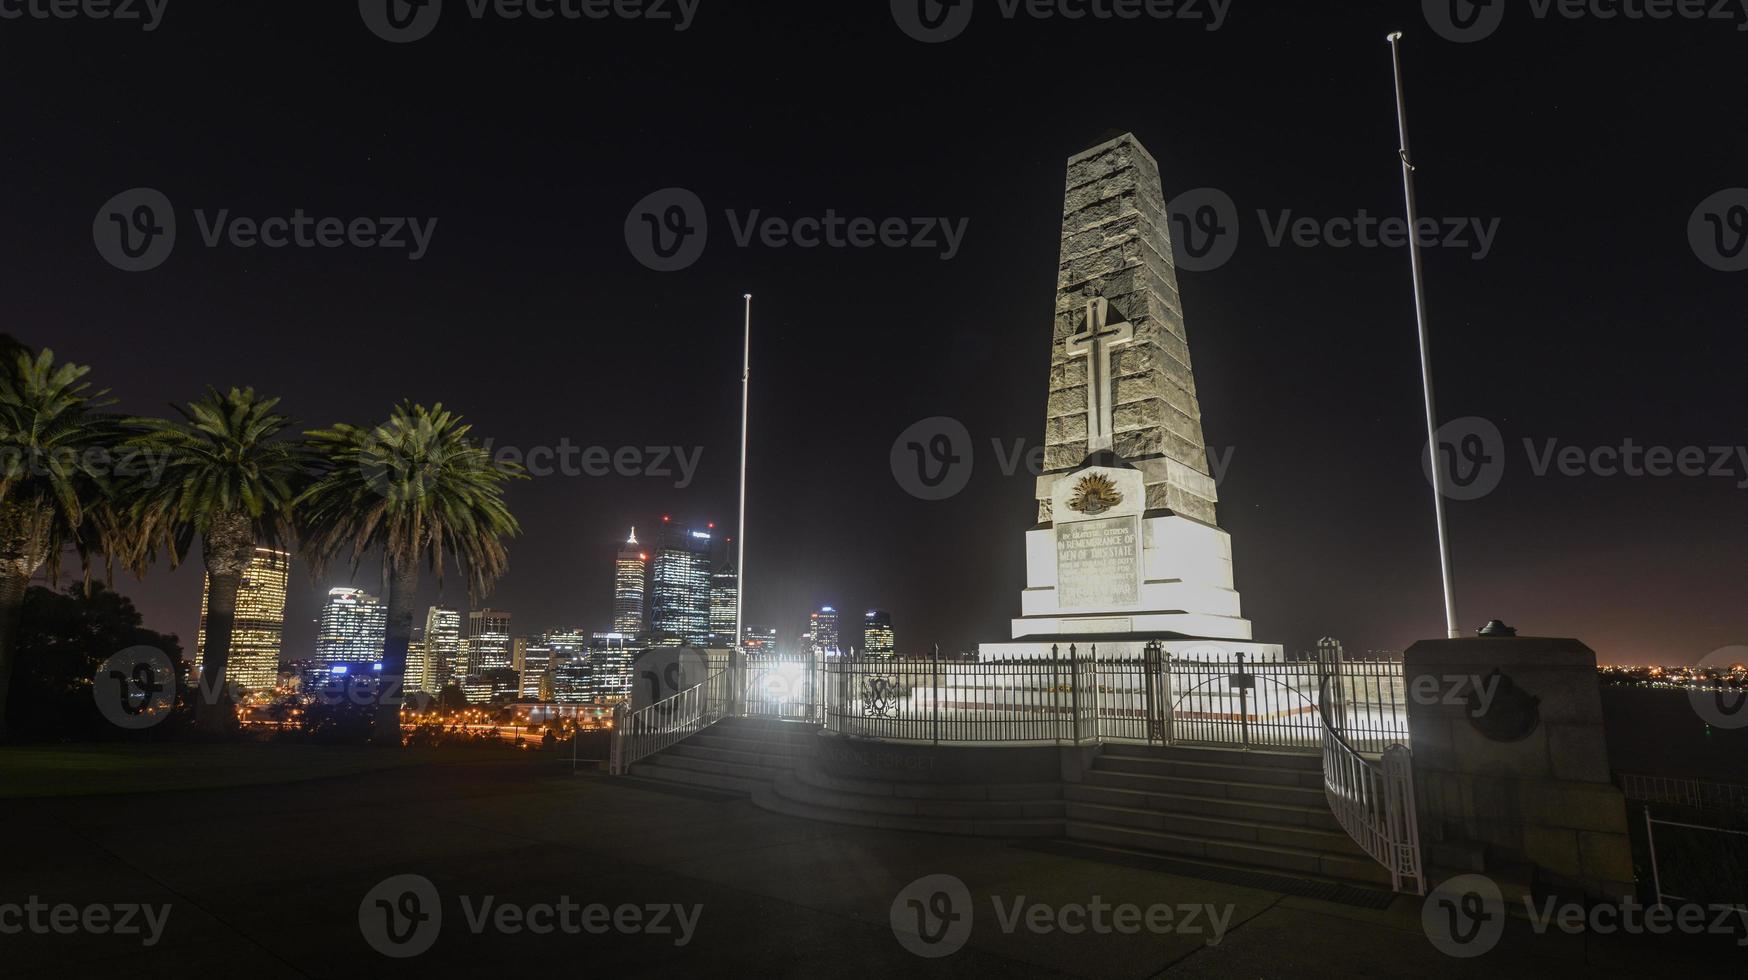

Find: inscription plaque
<box><xmin>1056</xmin><ymin>515</ymin><xmax>1140</xmax><ymax>610</ymax></box>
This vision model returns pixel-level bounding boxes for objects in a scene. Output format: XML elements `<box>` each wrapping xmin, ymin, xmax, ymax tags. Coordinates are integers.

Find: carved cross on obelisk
<box><xmin>1065</xmin><ymin>297</ymin><xmax>1135</xmax><ymax>453</ymax></box>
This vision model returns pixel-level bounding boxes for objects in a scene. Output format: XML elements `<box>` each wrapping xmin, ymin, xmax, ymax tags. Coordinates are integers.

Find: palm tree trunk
<box><xmin>0</xmin><ymin>501</ymin><xmax>48</xmax><ymax>742</ymax></box>
<box><xmin>374</xmin><ymin>560</ymin><xmax>419</xmax><ymax>745</ymax></box>
<box><xmin>198</xmin><ymin>512</ymin><xmax>256</xmax><ymax>737</ymax></box>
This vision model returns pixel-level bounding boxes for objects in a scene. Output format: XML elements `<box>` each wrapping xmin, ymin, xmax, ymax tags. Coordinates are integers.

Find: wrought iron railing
<box><xmin>1317</xmin><ymin>672</ymin><xmax>1424</xmax><ymax>894</ymax></box>
<box><xmin>607</xmin><ymin>667</ymin><xmax>731</xmax><ymax>776</ymax></box>
<box><xmin>1618</xmin><ymin>772</ymin><xmax>1748</xmax><ymax>814</ymax></box>
<box><xmin>821</xmin><ymin>650</ymin><xmax>1099</xmax><ymax>745</ymax></box>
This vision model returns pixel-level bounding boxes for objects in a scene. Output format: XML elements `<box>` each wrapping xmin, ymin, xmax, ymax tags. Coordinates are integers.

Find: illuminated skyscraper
<box><xmin>650</xmin><ymin>517</ymin><xmax>713</xmax><ymax>646</ymax></box>
<box><xmin>465</xmin><ymin>608</ymin><xmax>512</xmax><ymax>674</ymax></box>
<box><xmin>423</xmin><ymin>606</ymin><xmax>462</xmax><ymax>686</ymax></box>
<box><xmin>709</xmin><ymin>561</ymin><xmax>738</xmax><ymax>647</ymax></box>
<box><xmin>613</xmin><ymin>528</ymin><xmax>648</xmax><ymax>635</ymax></box>
<box><xmin>196</xmin><ymin>546</ymin><xmax>291</xmax><ymax>694</ymax></box>
<box><xmin>315</xmin><ymin>587</ymin><xmax>386</xmax><ymax>669</ymax></box>
<box><xmin>406</xmin><ymin>625</ymin><xmax>430</xmax><ymax>694</ymax></box>
<box><xmin>862</xmin><ymin>609</ymin><xmax>895</xmax><ymax>658</ymax></box>
<box><xmin>588</xmin><ymin>631</ymin><xmax>637</xmax><ymax>702</ymax></box>
<box><xmin>810</xmin><ymin>606</ymin><xmax>840</xmax><ymax>654</ymax></box>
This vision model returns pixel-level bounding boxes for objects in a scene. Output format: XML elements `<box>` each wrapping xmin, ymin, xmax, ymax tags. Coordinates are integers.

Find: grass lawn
<box><xmin>0</xmin><ymin>740</ymin><xmax>526</xmax><ymax>798</ymax></box>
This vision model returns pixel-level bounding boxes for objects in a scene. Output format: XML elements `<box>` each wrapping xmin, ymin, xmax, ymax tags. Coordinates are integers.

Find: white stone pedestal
<box><xmin>979</xmin><ymin>461</ymin><xmax>1280</xmax><ymax>663</ymax></box>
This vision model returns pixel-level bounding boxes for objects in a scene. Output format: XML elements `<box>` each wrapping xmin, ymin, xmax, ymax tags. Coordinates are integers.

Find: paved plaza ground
<box><xmin>0</xmin><ymin>746</ymin><xmax>1737</xmax><ymax>978</ymax></box>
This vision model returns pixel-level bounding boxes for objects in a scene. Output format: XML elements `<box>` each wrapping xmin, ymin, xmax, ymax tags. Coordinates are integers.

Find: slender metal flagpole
<box><xmin>734</xmin><ymin>294</ymin><xmax>752</xmax><ymax>653</ymax></box>
<box><xmin>1388</xmin><ymin>32</ymin><xmax>1461</xmax><ymax>639</ymax></box>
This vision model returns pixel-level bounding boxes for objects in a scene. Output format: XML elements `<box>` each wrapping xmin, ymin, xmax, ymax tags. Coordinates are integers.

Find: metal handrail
<box><xmin>1317</xmin><ymin>671</ymin><xmax>1425</xmax><ymax>894</ymax></box>
<box><xmin>608</xmin><ymin>667</ymin><xmax>730</xmax><ymax>776</ymax></box>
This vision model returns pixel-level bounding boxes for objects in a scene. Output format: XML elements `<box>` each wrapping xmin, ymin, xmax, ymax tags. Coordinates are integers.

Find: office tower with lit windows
<box><xmin>465</xmin><ymin>608</ymin><xmax>513</xmax><ymax>674</ymax></box>
<box><xmin>649</xmin><ymin>518</ymin><xmax>713</xmax><ymax>646</ymax></box>
<box><xmin>406</xmin><ymin>626</ymin><xmax>430</xmax><ymax>694</ymax></box>
<box><xmin>710</xmin><ymin>561</ymin><xmax>738</xmax><ymax>647</ymax></box>
<box><xmin>588</xmin><ymin>631</ymin><xmax>638</xmax><ymax>701</ymax></box>
<box><xmin>862</xmin><ymin>610</ymin><xmax>895</xmax><ymax>658</ymax></box>
<box><xmin>809</xmin><ymin>606</ymin><xmax>840</xmax><ymax>654</ymax></box>
<box><xmin>315</xmin><ymin>587</ymin><xmax>387</xmax><ymax>671</ymax></box>
<box><xmin>513</xmin><ymin>637</ymin><xmax>554</xmax><ymax>700</ymax></box>
<box><xmin>423</xmin><ymin>606</ymin><xmax>463</xmax><ymax>686</ymax></box>
<box><xmin>613</xmin><ymin>528</ymin><xmax>648</xmax><ymax>635</ymax></box>
<box><xmin>196</xmin><ymin>546</ymin><xmax>291</xmax><ymax>694</ymax></box>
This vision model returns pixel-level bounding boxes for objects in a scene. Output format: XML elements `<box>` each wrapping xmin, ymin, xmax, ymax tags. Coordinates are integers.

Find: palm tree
<box><xmin>0</xmin><ymin>348</ymin><xmax>131</xmax><ymax>740</ymax></box>
<box><xmin>127</xmin><ymin>387</ymin><xmax>306</xmax><ymax>735</ymax></box>
<box><xmin>298</xmin><ymin>403</ymin><xmax>522</xmax><ymax>744</ymax></box>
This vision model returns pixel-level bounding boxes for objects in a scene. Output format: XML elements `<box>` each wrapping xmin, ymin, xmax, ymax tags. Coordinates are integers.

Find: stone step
<box><xmin>757</xmin><ymin>779</ymin><xmax>1063</xmax><ymax>838</ymax></box>
<box><xmin>626</xmin><ymin>759</ymin><xmax>764</xmax><ymax>796</ymax></box>
<box><xmin>1066</xmin><ymin>820</ymin><xmax>1392</xmax><ymax>886</ymax></box>
<box><xmin>782</xmin><ymin>769</ymin><xmax>1065</xmax><ymax>821</ymax></box>
<box><xmin>1063</xmin><ymin>783</ymin><xmax>1340</xmax><ymax>832</ymax></box>
<box><xmin>1063</xmin><ymin>801</ymin><xmax>1364</xmax><ymax>857</ymax></box>
<box><xmin>1094</xmin><ymin>754</ymin><xmax>1325</xmax><ymax>789</ymax></box>
<box><xmin>792</xmin><ymin>762</ymin><xmax>1061</xmax><ymax>804</ymax></box>
<box><xmin>642</xmin><ymin>751</ymin><xmax>787</xmax><ymax>783</ymax></box>
<box><xmin>1082</xmin><ymin>769</ymin><xmax>1328</xmax><ymax>807</ymax></box>
<box><xmin>1101</xmin><ymin>743</ymin><xmax>1322</xmax><ymax>771</ymax></box>
<box><xmin>668</xmin><ymin>741</ymin><xmax>803</xmax><ymax>770</ymax></box>
<box><xmin>713</xmin><ymin>717</ymin><xmax>824</xmax><ymax>739</ymax></box>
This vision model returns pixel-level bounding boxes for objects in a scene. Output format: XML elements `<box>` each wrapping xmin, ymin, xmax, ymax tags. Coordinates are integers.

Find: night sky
<box><xmin>5</xmin><ymin>2</ymin><xmax>1744</xmax><ymax>665</ymax></box>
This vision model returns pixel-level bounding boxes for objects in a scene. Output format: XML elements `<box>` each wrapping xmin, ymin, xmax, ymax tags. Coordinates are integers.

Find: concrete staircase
<box><xmin>626</xmin><ymin>716</ymin><xmax>816</xmax><ymax>794</ymax></box>
<box><xmin>1063</xmin><ymin>743</ymin><xmax>1390</xmax><ymax>887</ymax></box>
<box><xmin>626</xmin><ymin>724</ymin><xmax>1387</xmax><ymax>888</ymax></box>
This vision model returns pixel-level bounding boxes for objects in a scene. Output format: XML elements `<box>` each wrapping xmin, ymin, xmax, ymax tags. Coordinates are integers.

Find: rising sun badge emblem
<box><xmin>1068</xmin><ymin>473</ymin><xmax>1123</xmax><ymax>515</ymax></box>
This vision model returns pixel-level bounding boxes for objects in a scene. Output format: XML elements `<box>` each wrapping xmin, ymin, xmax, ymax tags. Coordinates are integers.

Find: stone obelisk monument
<box><xmin>982</xmin><ymin>133</ymin><xmax>1277</xmax><ymax>661</ymax></box>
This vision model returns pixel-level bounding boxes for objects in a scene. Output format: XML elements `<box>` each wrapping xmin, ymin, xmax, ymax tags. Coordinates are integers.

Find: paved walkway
<box><xmin>0</xmin><ymin>754</ymin><xmax>1734</xmax><ymax>978</ymax></box>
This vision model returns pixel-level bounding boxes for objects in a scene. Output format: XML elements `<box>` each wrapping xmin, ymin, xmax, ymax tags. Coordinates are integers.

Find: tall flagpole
<box><xmin>734</xmin><ymin>293</ymin><xmax>752</xmax><ymax>652</ymax></box>
<box><xmin>1388</xmin><ymin>32</ymin><xmax>1461</xmax><ymax>639</ymax></box>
